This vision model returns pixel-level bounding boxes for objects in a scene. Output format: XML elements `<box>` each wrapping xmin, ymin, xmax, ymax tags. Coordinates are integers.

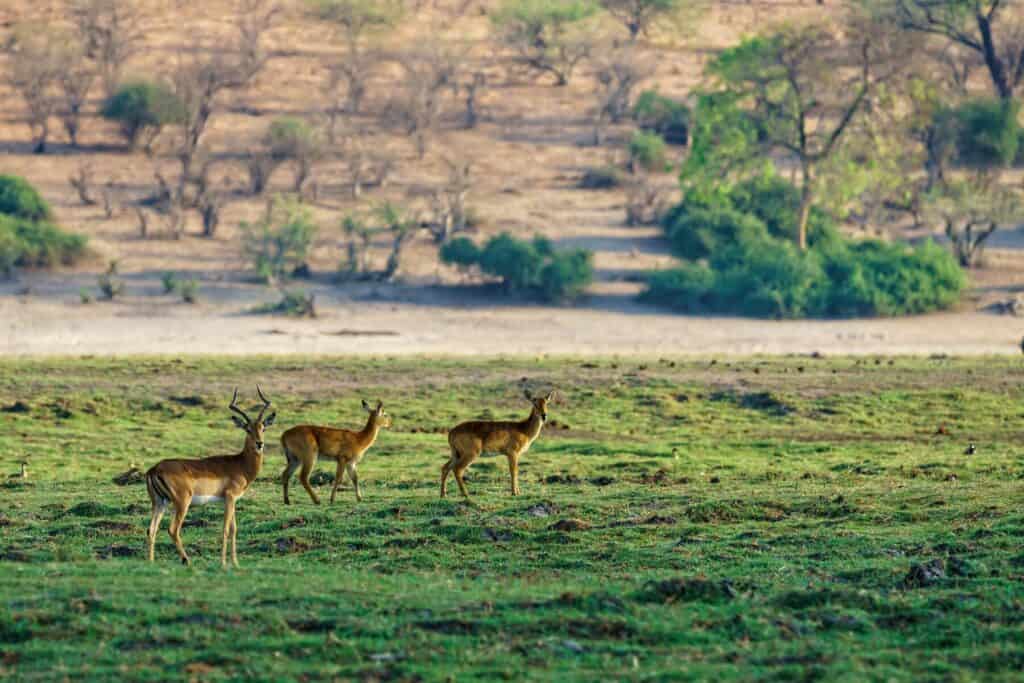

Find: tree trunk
<box><xmin>977</xmin><ymin>13</ymin><xmax>1013</xmax><ymax>99</ymax></box>
<box><xmin>797</xmin><ymin>170</ymin><xmax>812</xmax><ymax>251</ymax></box>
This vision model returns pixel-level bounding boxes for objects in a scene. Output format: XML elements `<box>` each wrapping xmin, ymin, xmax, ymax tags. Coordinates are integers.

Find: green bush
<box><xmin>539</xmin><ymin>249</ymin><xmax>594</xmax><ymax>302</ymax></box>
<box><xmin>947</xmin><ymin>97</ymin><xmax>1021</xmax><ymax>168</ymax></box>
<box><xmin>102</xmin><ymin>81</ymin><xmax>187</xmax><ymax>149</ymax></box>
<box><xmin>664</xmin><ymin>205</ymin><xmax>767</xmax><ymax>261</ymax></box>
<box><xmin>629</xmin><ymin>131</ymin><xmax>669</xmax><ymax>172</ymax></box>
<box><xmin>819</xmin><ymin>240</ymin><xmax>966</xmax><ymax>317</ymax></box>
<box><xmin>728</xmin><ymin>175</ymin><xmax>839</xmax><ymax>247</ymax></box>
<box><xmin>0</xmin><ymin>175</ymin><xmax>51</xmax><ymax>221</ymax></box>
<box><xmin>439</xmin><ymin>237</ymin><xmax>481</xmax><ymax>268</ymax></box>
<box><xmin>633</xmin><ymin>90</ymin><xmax>690</xmax><ymax>145</ymax></box>
<box><xmin>0</xmin><ymin>215</ymin><xmax>87</xmax><ymax>276</ymax></box>
<box><xmin>253</xmin><ymin>289</ymin><xmax>317</xmax><ymax>317</ymax></box>
<box><xmin>440</xmin><ymin>232</ymin><xmax>593</xmax><ymax>302</ymax></box>
<box><xmin>644</xmin><ymin>174</ymin><xmax>966</xmax><ymax>318</ymax></box>
<box><xmin>240</xmin><ymin>198</ymin><xmax>318</xmax><ymax>284</ymax></box>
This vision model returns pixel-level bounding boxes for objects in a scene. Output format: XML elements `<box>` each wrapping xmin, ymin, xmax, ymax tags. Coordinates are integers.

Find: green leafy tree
<box><xmin>701</xmin><ymin>22</ymin><xmax>905</xmax><ymax>249</ymax></box>
<box><xmin>102</xmin><ymin>81</ymin><xmax>187</xmax><ymax>150</ymax></box>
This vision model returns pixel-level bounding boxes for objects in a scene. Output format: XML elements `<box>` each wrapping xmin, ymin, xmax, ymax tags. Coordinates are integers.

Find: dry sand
<box><xmin>3</xmin><ymin>293</ymin><xmax>1022</xmax><ymax>357</ymax></box>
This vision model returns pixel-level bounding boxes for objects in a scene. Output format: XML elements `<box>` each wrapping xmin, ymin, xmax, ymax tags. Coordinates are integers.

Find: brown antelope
<box><xmin>145</xmin><ymin>387</ymin><xmax>276</xmax><ymax>568</ymax></box>
<box><xmin>279</xmin><ymin>400</ymin><xmax>391</xmax><ymax>505</ymax></box>
<box><xmin>442</xmin><ymin>389</ymin><xmax>554</xmax><ymax>499</ymax></box>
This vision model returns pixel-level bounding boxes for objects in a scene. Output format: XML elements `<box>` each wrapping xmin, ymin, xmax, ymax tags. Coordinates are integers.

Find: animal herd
<box><xmin>145</xmin><ymin>386</ymin><xmax>556</xmax><ymax>568</ymax></box>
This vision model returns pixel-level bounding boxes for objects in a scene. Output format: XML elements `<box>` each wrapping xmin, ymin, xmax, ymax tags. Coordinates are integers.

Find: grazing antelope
<box><xmin>442</xmin><ymin>389</ymin><xmax>554</xmax><ymax>499</ymax></box>
<box><xmin>145</xmin><ymin>387</ymin><xmax>276</xmax><ymax>568</ymax></box>
<box><xmin>279</xmin><ymin>400</ymin><xmax>391</xmax><ymax>505</ymax></box>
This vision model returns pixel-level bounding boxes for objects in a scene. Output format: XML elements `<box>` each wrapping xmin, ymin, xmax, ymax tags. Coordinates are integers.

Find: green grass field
<box><xmin>2</xmin><ymin>356</ymin><xmax>1024</xmax><ymax>681</ymax></box>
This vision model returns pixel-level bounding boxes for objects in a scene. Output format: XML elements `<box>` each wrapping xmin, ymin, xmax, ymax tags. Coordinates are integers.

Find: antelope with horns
<box><xmin>279</xmin><ymin>400</ymin><xmax>391</xmax><ymax>505</ymax></box>
<box><xmin>442</xmin><ymin>389</ymin><xmax>554</xmax><ymax>499</ymax></box>
<box><xmin>145</xmin><ymin>387</ymin><xmax>276</xmax><ymax>568</ymax></box>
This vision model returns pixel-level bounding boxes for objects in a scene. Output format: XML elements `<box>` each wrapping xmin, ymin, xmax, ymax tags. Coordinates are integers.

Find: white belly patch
<box><xmin>192</xmin><ymin>495</ymin><xmax>225</xmax><ymax>505</ymax></box>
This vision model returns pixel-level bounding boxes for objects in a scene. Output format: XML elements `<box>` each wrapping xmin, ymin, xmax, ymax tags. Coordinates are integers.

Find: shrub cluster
<box><xmin>0</xmin><ymin>176</ymin><xmax>87</xmax><ymax>277</ymax></box>
<box><xmin>642</xmin><ymin>174</ymin><xmax>966</xmax><ymax>318</ymax></box>
<box><xmin>632</xmin><ymin>90</ymin><xmax>690</xmax><ymax>145</ymax></box>
<box><xmin>937</xmin><ymin>97</ymin><xmax>1021</xmax><ymax>168</ymax></box>
<box><xmin>441</xmin><ymin>233</ymin><xmax>593</xmax><ymax>303</ymax></box>
<box><xmin>240</xmin><ymin>197</ymin><xmax>318</xmax><ymax>284</ymax></box>
<box><xmin>101</xmin><ymin>81</ymin><xmax>187</xmax><ymax>149</ymax></box>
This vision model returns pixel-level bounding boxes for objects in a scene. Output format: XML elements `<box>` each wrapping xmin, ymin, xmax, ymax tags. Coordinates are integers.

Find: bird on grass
<box><xmin>8</xmin><ymin>461</ymin><xmax>27</xmax><ymax>480</ymax></box>
<box><xmin>963</xmin><ymin>443</ymin><xmax>976</xmax><ymax>455</ymax></box>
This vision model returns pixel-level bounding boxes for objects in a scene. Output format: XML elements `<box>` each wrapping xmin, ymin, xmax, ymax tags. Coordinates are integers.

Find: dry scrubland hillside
<box><xmin>0</xmin><ymin>2</ymin><xmax>885</xmax><ymax>294</ymax></box>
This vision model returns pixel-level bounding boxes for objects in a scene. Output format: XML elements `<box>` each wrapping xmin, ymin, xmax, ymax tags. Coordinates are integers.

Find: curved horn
<box><xmin>229</xmin><ymin>387</ymin><xmax>252</xmax><ymax>424</ymax></box>
<box><xmin>255</xmin><ymin>384</ymin><xmax>272</xmax><ymax>423</ymax></box>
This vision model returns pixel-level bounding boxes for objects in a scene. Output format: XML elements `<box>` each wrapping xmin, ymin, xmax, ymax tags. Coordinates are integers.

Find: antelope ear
<box><xmin>545</xmin><ymin>391</ymin><xmax>554</xmax><ymax>402</ymax></box>
<box><xmin>231</xmin><ymin>416</ymin><xmax>248</xmax><ymax>430</ymax></box>
<box><xmin>376</xmin><ymin>400</ymin><xmax>383</xmax><ymax>411</ymax></box>
<box><xmin>264</xmin><ymin>412</ymin><xmax>276</xmax><ymax>427</ymax></box>
<box><xmin>362</xmin><ymin>399</ymin><xmax>371</xmax><ymax>411</ymax></box>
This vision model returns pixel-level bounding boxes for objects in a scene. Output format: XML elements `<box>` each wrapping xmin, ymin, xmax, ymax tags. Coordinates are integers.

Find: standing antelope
<box><xmin>279</xmin><ymin>400</ymin><xmax>391</xmax><ymax>505</ymax></box>
<box><xmin>145</xmin><ymin>387</ymin><xmax>276</xmax><ymax>568</ymax></box>
<box><xmin>442</xmin><ymin>389</ymin><xmax>554</xmax><ymax>499</ymax></box>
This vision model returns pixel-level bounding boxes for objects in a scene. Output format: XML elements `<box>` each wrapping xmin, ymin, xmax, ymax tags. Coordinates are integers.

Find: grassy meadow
<box><xmin>1</xmin><ymin>356</ymin><xmax>1024</xmax><ymax>681</ymax></box>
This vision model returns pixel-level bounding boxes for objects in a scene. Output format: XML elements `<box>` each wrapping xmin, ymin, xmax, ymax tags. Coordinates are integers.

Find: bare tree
<box><xmin>425</xmin><ymin>158</ymin><xmax>473</xmax><ymax>243</ymax></box>
<box><xmin>492</xmin><ymin>1</ymin><xmax>597</xmax><ymax>85</ymax></box>
<box><xmin>57</xmin><ymin>50</ymin><xmax>98</xmax><ymax>148</ymax></box>
<box><xmin>889</xmin><ymin>0</ymin><xmax>1024</xmax><ymax>100</ymax></box>
<box><xmin>388</xmin><ymin>46</ymin><xmax>459</xmax><ymax>158</ymax></box>
<box><xmin>624</xmin><ymin>174</ymin><xmax>665</xmax><ymax>225</ymax></box>
<box><xmin>4</xmin><ymin>26</ymin><xmax>71</xmax><ymax>153</ymax></box>
<box><xmin>171</xmin><ymin>0</ymin><xmax>278</xmax><ymax>182</ymax></box>
<box><xmin>70</xmin><ymin>164</ymin><xmax>99</xmax><ymax>206</ymax></box>
<box><xmin>461</xmin><ymin>71</ymin><xmax>487</xmax><ymax>129</ymax></box>
<box><xmin>342</xmin><ymin>136</ymin><xmax>397</xmax><ymax>198</ymax></box>
<box><xmin>592</xmin><ymin>45</ymin><xmax>653</xmax><ymax>145</ymax></box>
<box><xmin>308</xmin><ymin>0</ymin><xmax>402</xmax><ymax>116</ymax></box>
<box><xmin>926</xmin><ymin>174</ymin><xmax>1023</xmax><ymax>267</ymax></box>
<box><xmin>69</xmin><ymin>0</ymin><xmax>145</xmax><ymax>97</ymax></box>
<box><xmin>601</xmin><ymin>0</ymin><xmax>684</xmax><ymax>40</ymax></box>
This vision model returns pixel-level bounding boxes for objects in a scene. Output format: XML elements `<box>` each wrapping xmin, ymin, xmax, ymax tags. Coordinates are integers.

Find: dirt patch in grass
<box><xmin>96</xmin><ymin>544</ymin><xmax>139</xmax><ymax>559</ymax></box>
<box><xmin>273</xmin><ymin>537</ymin><xmax>313</xmax><ymax>554</ymax></box>
<box><xmin>549</xmin><ymin>519</ymin><xmax>591</xmax><ymax>532</ymax></box>
<box><xmin>638</xmin><ymin>578</ymin><xmax>739</xmax><ymax>604</ymax></box>
<box><xmin>416</xmin><ymin>619</ymin><xmax>486</xmax><ymax>635</ymax></box>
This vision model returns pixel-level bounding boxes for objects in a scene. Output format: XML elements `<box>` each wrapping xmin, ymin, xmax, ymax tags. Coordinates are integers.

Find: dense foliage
<box><xmin>0</xmin><ymin>175</ymin><xmax>52</xmax><ymax>221</ymax></box>
<box><xmin>101</xmin><ymin>82</ymin><xmax>187</xmax><ymax>148</ymax></box>
<box><xmin>441</xmin><ymin>233</ymin><xmax>593</xmax><ymax>302</ymax></box>
<box><xmin>0</xmin><ymin>176</ymin><xmax>86</xmax><ymax>277</ymax></box>
<box><xmin>643</xmin><ymin>174</ymin><xmax>966</xmax><ymax>318</ymax></box>
<box><xmin>632</xmin><ymin>89</ymin><xmax>690</xmax><ymax>145</ymax></box>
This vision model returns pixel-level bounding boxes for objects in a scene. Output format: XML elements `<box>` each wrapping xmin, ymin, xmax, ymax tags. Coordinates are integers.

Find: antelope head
<box><xmin>524</xmin><ymin>389</ymin><xmax>554</xmax><ymax>423</ymax></box>
<box><xmin>362</xmin><ymin>399</ymin><xmax>392</xmax><ymax>429</ymax></box>
<box><xmin>229</xmin><ymin>385</ymin><xmax>277</xmax><ymax>453</ymax></box>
